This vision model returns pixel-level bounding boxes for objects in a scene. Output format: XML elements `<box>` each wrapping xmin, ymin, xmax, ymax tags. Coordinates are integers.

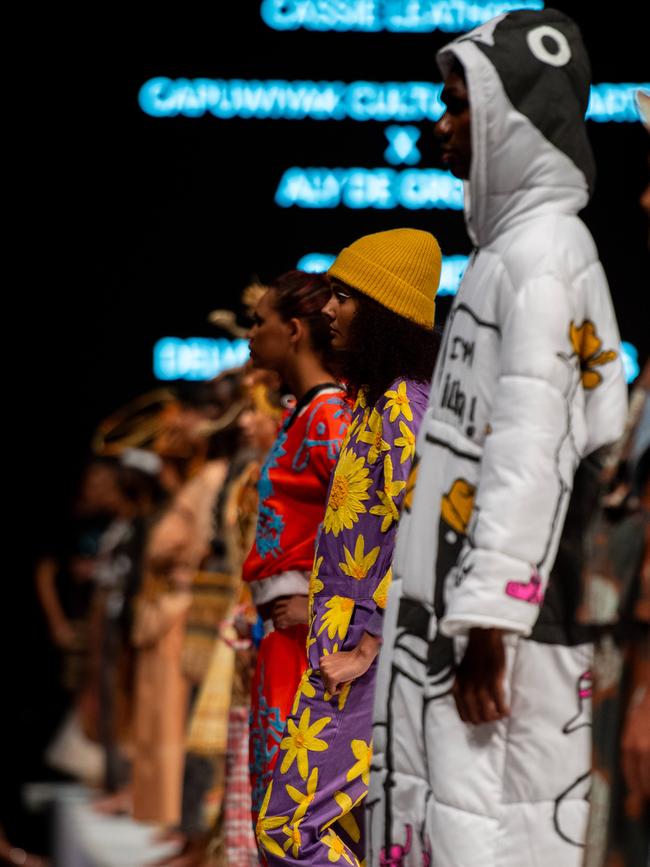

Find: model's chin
<box><xmin>446</xmin><ymin>159</ymin><xmax>470</xmax><ymax>181</ymax></box>
<box><xmin>330</xmin><ymin>332</ymin><xmax>345</xmax><ymax>351</ymax></box>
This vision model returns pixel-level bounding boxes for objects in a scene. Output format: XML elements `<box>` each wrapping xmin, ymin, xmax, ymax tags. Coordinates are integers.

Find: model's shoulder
<box><xmin>311</xmin><ymin>387</ymin><xmax>351</xmax><ymax>418</ymax></box>
<box><xmin>302</xmin><ymin>388</ymin><xmax>351</xmax><ymax>438</ymax></box>
<box><xmin>498</xmin><ymin>215</ymin><xmax>600</xmax><ymax>293</ymax></box>
<box><xmin>375</xmin><ymin>378</ymin><xmax>428</xmax><ymax>425</ymax></box>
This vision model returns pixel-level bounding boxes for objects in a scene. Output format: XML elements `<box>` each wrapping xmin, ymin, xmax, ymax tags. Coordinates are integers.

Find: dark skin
<box><xmin>435</xmin><ymin>69</ymin><xmax>472</xmax><ymax>181</ymax></box>
<box><xmin>436</xmin><ymin>64</ymin><xmax>511</xmax><ymax>726</ymax></box>
<box><xmin>246</xmin><ymin>289</ymin><xmax>339</xmax><ymax>632</ymax></box>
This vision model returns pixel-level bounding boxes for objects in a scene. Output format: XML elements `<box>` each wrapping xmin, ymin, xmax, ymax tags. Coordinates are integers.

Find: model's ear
<box><xmin>287</xmin><ymin>316</ymin><xmax>305</xmax><ymax>347</ymax></box>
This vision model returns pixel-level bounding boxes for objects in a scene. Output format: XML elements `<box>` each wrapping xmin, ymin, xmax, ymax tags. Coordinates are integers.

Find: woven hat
<box><xmin>327</xmin><ymin>228</ymin><xmax>441</xmax><ymax>327</ymax></box>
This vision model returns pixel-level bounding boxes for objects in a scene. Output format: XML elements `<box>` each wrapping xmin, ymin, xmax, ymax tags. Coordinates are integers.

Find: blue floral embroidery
<box><xmin>254</xmin><ymin>395</ymin><xmax>351</xmax><ymax>558</ymax></box>
<box><xmin>293</xmin><ymin>396</ymin><xmax>349</xmax><ymax>471</ymax></box>
<box><xmin>255</xmin><ymin>430</ymin><xmax>287</xmax><ymax>558</ymax></box>
<box><xmin>249</xmin><ymin>661</ymin><xmax>286</xmax><ymax>812</ymax></box>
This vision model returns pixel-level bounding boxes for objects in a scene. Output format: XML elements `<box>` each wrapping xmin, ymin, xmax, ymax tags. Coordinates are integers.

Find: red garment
<box><xmin>242</xmin><ymin>387</ymin><xmax>350</xmax><ymax>582</ymax></box>
<box><xmin>243</xmin><ymin>386</ymin><xmax>351</xmax><ymax>822</ymax></box>
<box><xmin>249</xmin><ymin>623</ymin><xmax>309</xmax><ymax>822</ymax></box>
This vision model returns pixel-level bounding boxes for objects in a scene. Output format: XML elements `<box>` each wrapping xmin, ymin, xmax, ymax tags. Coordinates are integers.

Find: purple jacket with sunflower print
<box><xmin>308</xmin><ymin>377</ymin><xmax>429</xmax><ymax>652</ymax></box>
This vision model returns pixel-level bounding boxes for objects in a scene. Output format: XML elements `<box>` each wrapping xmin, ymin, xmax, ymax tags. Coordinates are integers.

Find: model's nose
<box><xmin>435</xmin><ymin>112</ymin><xmax>451</xmax><ymax>140</ymax></box>
<box><xmin>322</xmin><ymin>296</ymin><xmax>336</xmax><ymax>320</ymax></box>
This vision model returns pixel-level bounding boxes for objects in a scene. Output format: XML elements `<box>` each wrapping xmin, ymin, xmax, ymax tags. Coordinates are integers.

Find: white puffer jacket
<box><xmin>393</xmin><ymin>15</ymin><xmax>628</xmax><ymax>637</ymax></box>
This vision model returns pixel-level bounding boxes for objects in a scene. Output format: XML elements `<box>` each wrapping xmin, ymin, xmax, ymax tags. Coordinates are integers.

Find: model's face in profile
<box><xmin>436</xmin><ymin>69</ymin><xmax>472</xmax><ymax>180</ymax></box>
<box><xmin>322</xmin><ymin>281</ymin><xmax>360</xmax><ymax>351</ymax></box>
<box><xmin>247</xmin><ymin>290</ymin><xmax>291</xmax><ymax>371</ymax></box>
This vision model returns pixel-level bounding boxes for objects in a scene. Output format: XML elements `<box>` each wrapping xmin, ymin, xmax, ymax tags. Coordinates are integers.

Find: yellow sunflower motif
<box><xmin>323</xmin><ymin>447</ymin><xmax>372</xmax><ymax>537</ymax></box>
<box><xmin>394</xmin><ymin>419</ymin><xmax>416</xmax><ymax>464</ymax></box>
<box><xmin>339</xmin><ymin>535</ymin><xmax>381</xmax><ymax>580</ymax></box>
<box><xmin>280</xmin><ymin>707</ymin><xmax>331</xmax><ymax>780</ymax></box>
<box><xmin>340</xmin><ymin>411</ymin><xmax>363</xmax><ymax>451</ymax></box>
<box><xmin>285</xmin><ymin>766</ymin><xmax>319</xmax><ymax>822</ymax></box>
<box><xmin>322</xmin><ymin>828</ymin><xmax>356</xmax><ymax>865</ymax></box>
<box><xmin>320</xmin><ymin>790</ymin><xmax>368</xmax><ymax>843</ymax></box>
<box><xmin>317</xmin><ymin>596</ymin><xmax>355</xmax><ymax>641</ymax></box>
<box><xmin>440</xmin><ymin>478</ymin><xmax>475</xmax><ymax>535</ymax></box>
<box><xmin>384</xmin><ymin>381</ymin><xmax>413</xmax><ymax>423</ymax></box>
<box><xmin>370</xmin><ymin>454</ymin><xmax>407</xmax><ymax>532</ymax></box>
<box><xmin>356</xmin><ymin>408</ymin><xmax>390</xmax><ymax>464</ymax></box>
<box><xmin>569</xmin><ymin>320</ymin><xmax>618</xmax><ymax>390</ymax></box>
<box><xmin>372</xmin><ymin>567</ymin><xmax>392</xmax><ymax>610</ymax></box>
<box><xmin>281</xmin><ymin>817</ymin><xmax>304</xmax><ymax>858</ymax></box>
<box><xmin>291</xmin><ymin>668</ymin><xmax>317</xmax><ymax>715</ymax></box>
<box><xmin>335</xmin><ymin>681</ymin><xmax>352</xmax><ymax>710</ymax></box>
<box><xmin>353</xmin><ymin>389</ymin><xmax>367</xmax><ymax>412</ymax></box>
<box><xmin>308</xmin><ymin>555</ymin><xmax>325</xmax><ymax>618</ymax></box>
<box><xmin>256</xmin><ymin>782</ymin><xmax>289</xmax><ymax>859</ymax></box>
<box><xmin>403</xmin><ymin>456</ymin><xmax>420</xmax><ymax>512</ymax></box>
<box><xmin>346</xmin><ymin>738</ymin><xmax>372</xmax><ymax>786</ymax></box>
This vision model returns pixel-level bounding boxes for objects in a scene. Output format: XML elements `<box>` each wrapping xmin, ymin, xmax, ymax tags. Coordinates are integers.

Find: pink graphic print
<box><xmin>505</xmin><ymin>570</ymin><xmax>544</xmax><ymax>605</ymax></box>
<box><xmin>562</xmin><ymin>669</ymin><xmax>593</xmax><ymax>734</ymax></box>
<box><xmin>380</xmin><ymin>824</ymin><xmax>412</xmax><ymax>866</ymax></box>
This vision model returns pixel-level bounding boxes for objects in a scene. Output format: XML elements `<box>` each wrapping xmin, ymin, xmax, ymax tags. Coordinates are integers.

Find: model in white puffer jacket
<box><xmin>369</xmin><ymin>10</ymin><xmax>628</xmax><ymax>867</ymax></box>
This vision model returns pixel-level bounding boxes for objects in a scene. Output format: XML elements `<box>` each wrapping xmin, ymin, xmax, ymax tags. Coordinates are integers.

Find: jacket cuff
<box><xmin>364</xmin><ymin>608</ymin><xmax>385</xmax><ymax>638</ymax></box>
<box><xmin>441</xmin><ymin>548</ymin><xmax>545</xmax><ymax>638</ymax></box>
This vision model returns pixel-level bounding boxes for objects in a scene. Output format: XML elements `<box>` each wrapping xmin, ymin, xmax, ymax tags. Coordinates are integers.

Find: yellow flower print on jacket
<box><xmin>280</xmin><ymin>707</ymin><xmax>331</xmax><ymax>780</ymax></box>
<box><xmin>394</xmin><ymin>420</ymin><xmax>416</xmax><ymax>463</ymax></box>
<box><xmin>370</xmin><ymin>453</ymin><xmax>407</xmax><ymax>532</ymax></box>
<box><xmin>285</xmin><ymin>766</ymin><xmax>319</xmax><ymax>822</ymax></box>
<box><xmin>320</xmin><ymin>790</ymin><xmax>368</xmax><ymax>844</ymax></box>
<box><xmin>256</xmin><ymin>781</ymin><xmax>289</xmax><ymax>859</ymax></box>
<box><xmin>569</xmin><ymin>320</ymin><xmax>618</xmax><ymax>390</ymax></box>
<box><xmin>353</xmin><ymin>389</ymin><xmax>367</xmax><ymax>412</ymax></box>
<box><xmin>356</xmin><ymin>408</ymin><xmax>391</xmax><ymax>464</ymax></box>
<box><xmin>281</xmin><ymin>817</ymin><xmax>304</xmax><ymax>858</ymax></box>
<box><xmin>322</xmin><ymin>828</ymin><xmax>357</xmax><ymax>864</ymax></box>
<box><xmin>346</xmin><ymin>738</ymin><xmax>372</xmax><ymax>786</ymax></box>
<box><xmin>339</xmin><ymin>535</ymin><xmax>381</xmax><ymax>580</ymax></box>
<box><xmin>308</xmin><ymin>555</ymin><xmax>324</xmax><ymax>618</ymax></box>
<box><xmin>372</xmin><ymin>567</ymin><xmax>392</xmax><ymax>610</ymax></box>
<box><xmin>384</xmin><ymin>381</ymin><xmax>413</xmax><ymax>423</ymax></box>
<box><xmin>292</xmin><ymin>668</ymin><xmax>317</xmax><ymax>715</ymax></box>
<box><xmin>317</xmin><ymin>596</ymin><xmax>355</xmax><ymax>641</ymax></box>
<box><xmin>323</xmin><ymin>447</ymin><xmax>372</xmax><ymax>536</ymax></box>
<box><xmin>403</xmin><ymin>455</ymin><xmax>420</xmax><ymax>513</ymax></box>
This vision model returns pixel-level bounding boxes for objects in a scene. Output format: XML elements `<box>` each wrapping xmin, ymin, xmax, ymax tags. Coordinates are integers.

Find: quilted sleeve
<box><xmin>440</xmin><ymin>274</ymin><xmax>625</xmax><ymax>638</ymax></box>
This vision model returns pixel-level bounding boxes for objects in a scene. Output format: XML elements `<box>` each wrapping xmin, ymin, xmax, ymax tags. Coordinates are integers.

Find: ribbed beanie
<box><xmin>327</xmin><ymin>228</ymin><xmax>441</xmax><ymax>328</ymax></box>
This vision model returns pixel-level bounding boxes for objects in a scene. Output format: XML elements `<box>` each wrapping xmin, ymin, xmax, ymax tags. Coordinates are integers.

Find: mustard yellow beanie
<box><xmin>327</xmin><ymin>228</ymin><xmax>441</xmax><ymax>328</ymax></box>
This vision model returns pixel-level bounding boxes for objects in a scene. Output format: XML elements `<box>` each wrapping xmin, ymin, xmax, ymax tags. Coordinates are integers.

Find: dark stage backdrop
<box><xmin>31</xmin><ymin>2</ymin><xmax>649</xmax><ymax>543</ymax></box>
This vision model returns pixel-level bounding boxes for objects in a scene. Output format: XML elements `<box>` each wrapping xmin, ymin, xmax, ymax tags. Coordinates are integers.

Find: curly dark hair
<box><xmin>339</xmin><ymin>292</ymin><xmax>440</xmax><ymax>406</ymax></box>
<box><xmin>268</xmin><ymin>270</ymin><xmax>336</xmax><ymax>369</ymax></box>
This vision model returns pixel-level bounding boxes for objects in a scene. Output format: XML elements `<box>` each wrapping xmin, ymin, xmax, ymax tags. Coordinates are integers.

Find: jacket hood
<box><xmin>437</xmin><ymin>9</ymin><xmax>595</xmax><ymax>247</ymax></box>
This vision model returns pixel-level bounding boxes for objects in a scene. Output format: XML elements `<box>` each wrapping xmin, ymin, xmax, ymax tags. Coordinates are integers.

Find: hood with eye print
<box><xmin>437</xmin><ymin>8</ymin><xmax>595</xmax><ymax>248</ymax></box>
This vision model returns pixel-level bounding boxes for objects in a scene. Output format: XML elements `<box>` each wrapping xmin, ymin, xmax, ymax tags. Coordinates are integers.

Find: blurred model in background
<box><xmin>241</xmin><ymin>271</ymin><xmax>351</xmax><ymax>823</ymax></box>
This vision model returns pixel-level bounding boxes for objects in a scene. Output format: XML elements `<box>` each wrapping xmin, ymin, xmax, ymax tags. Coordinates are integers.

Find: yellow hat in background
<box><xmin>327</xmin><ymin>227</ymin><xmax>442</xmax><ymax>328</ymax></box>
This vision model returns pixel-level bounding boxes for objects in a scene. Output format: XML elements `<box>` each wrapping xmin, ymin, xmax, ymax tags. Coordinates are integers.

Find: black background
<box><xmin>4</xmin><ymin>4</ymin><xmax>648</xmax><ymax>840</ymax></box>
<box><xmin>30</xmin><ymin>3</ymin><xmax>650</xmax><ymax>541</ymax></box>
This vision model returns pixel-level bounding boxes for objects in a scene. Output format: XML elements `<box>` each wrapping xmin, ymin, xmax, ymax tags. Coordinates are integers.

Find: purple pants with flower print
<box><xmin>257</xmin><ymin>577</ymin><xmax>378</xmax><ymax>866</ymax></box>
